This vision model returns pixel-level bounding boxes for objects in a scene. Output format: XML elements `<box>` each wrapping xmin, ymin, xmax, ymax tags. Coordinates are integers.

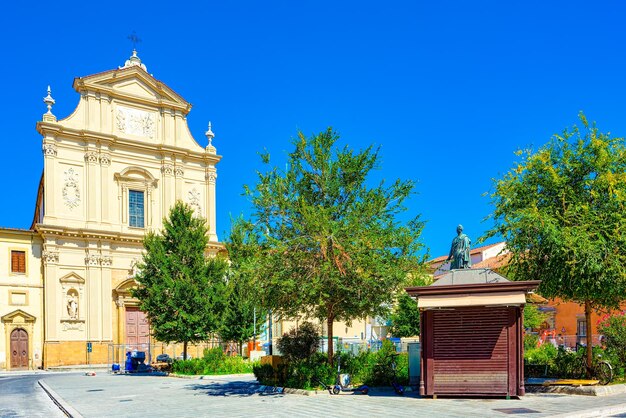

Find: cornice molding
<box><xmin>35</xmin><ymin>123</ymin><xmax>222</xmax><ymax>164</ymax></box>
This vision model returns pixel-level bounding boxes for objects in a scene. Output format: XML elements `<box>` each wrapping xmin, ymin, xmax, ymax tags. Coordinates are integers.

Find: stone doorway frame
<box><xmin>2</xmin><ymin>309</ymin><xmax>36</xmax><ymax>370</ymax></box>
<box><xmin>113</xmin><ymin>278</ymin><xmax>142</xmax><ymax>349</ymax></box>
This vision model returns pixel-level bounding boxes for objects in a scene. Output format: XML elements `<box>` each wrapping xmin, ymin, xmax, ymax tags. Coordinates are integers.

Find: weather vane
<box><xmin>127</xmin><ymin>31</ymin><xmax>141</xmax><ymax>50</ymax></box>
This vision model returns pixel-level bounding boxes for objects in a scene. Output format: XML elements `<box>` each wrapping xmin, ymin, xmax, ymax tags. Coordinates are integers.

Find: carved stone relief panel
<box><xmin>62</xmin><ymin>168</ymin><xmax>81</xmax><ymax>210</ymax></box>
<box><xmin>115</xmin><ymin>105</ymin><xmax>155</xmax><ymax>139</ymax></box>
<box><xmin>188</xmin><ymin>187</ymin><xmax>202</xmax><ymax>215</ymax></box>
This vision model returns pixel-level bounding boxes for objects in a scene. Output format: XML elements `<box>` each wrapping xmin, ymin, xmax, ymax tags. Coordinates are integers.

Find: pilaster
<box><xmin>85</xmin><ymin>249</ymin><xmax>101</xmax><ymax>341</ymax></box>
<box><xmin>42</xmin><ymin>247</ymin><xmax>60</xmax><ymax>341</ymax></box>
<box><xmin>42</xmin><ymin>139</ymin><xmax>57</xmax><ymax>222</ymax></box>
<box><xmin>100</xmin><ymin>251</ymin><xmax>113</xmax><ymax>341</ymax></box>
<box><xmin>85</xmin><ymin>149</ymin><xmax>99</xmax><ymax>225</ymax></box>
<box><xmin>206</xmin><ymin>166</ymin><xmax>218</xmax><ymax>241</ymax></box>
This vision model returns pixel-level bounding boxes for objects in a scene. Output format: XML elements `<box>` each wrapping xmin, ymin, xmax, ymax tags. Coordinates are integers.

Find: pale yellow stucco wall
<box><xmin>0</xmin><ymin>229</ymin><xmax>43</xmax><ymax>370</ymax></box>
<box><xmin>34</xmin><ymin>53</ymin><xmax>222</xmax><ymax>367</ymax></box>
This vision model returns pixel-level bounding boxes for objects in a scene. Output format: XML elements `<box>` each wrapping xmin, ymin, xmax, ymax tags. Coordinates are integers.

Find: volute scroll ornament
<box><xmin>42</xmin><ymin>250</ymin><xmax>59</xmax><ymax>264</ymax></box>
<box><xmin>100</xmin><ymin>153</ymin><xmax>111</xmax><ymax>167</ymax></box>
<box><xmin>161</xmin><ymin>164</ymin><xmax>174</xmax><ymax>176</ymax></box>
<box><xmin>42</xmin><ymin>143</ymin><xmax>57</xmax><ymax>157</ymax></box>
<box><xmin>85</xmin><ymin>254</ymin><xmax>99</xmax><ymax>266</ymax></box>
<box><xmin>206</xmin><ymin>168</ymin><xmax>217</xmax><ymax>184</ymax></box>
<box><xmin>84</xmin><ymin>151</ymin><xmax>99</xmax><ymax>164</ymax></box>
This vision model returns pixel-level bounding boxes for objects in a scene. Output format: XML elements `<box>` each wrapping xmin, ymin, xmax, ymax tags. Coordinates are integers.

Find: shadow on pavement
<box><xmin>185</xmin><ymin>381</ymin><xmax>262</xmax><ymax>397</ymax></box>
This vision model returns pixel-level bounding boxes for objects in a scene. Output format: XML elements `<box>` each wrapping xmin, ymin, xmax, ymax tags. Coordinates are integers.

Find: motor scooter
<box><xmin>389</xmin><ymin>353</ymin><xmax>404</xmax><ymax>395</ymax></box>
<box><xmin>316</xmin><ymin>353</ymin><xmax>369</xmax><ymax>395</ymax></box>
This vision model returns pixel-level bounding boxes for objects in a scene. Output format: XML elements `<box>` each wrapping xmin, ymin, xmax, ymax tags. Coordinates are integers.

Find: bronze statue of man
<box><xmin>447</xmin><ymin>224</ymin><xmax>472</xmax><ymax>269</ymax></box>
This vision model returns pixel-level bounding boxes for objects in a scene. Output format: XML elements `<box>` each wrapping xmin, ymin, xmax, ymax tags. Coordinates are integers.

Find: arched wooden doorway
<box><xmin>10</xmin><ymin>328</ymin><xmax>28</xmax><ymax>369</ymax></box>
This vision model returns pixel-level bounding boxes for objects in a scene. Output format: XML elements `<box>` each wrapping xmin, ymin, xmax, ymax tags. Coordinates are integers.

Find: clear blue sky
<box><xmin>1</xmin><ymin>1</ymin><xmax>625</xmax><ymax>258</ymax></box>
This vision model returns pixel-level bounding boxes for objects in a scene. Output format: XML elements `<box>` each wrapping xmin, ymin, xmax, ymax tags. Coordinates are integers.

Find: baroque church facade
<box><xmin>0</xmin><ymin>51</ymin><xmax>222</xmax><ymax>369</ymax></box>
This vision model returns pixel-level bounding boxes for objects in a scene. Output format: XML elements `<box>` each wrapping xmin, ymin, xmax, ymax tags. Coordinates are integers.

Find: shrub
<box><xmin>276</xmin><ymin>322</ymin><xmax>320</xmax><ymax>363</ymax></box>
<box><xmin>599</xmin><ymin>312</ymin><xmax>626</xmax><ymax>368</ymax></box>
<box><xmin>524</xmin><ymin>343</ymin><xmax>558</xmax><ymax>377</ymax></box>
<box><xmin>253</xmin><ymin>339</ymin><xmax>411</xmax><ymax>390</ymax></box>
<box><xmin>364</xmin><ymin>340</ymin><xmax>408</xmax><ymax>386</ymax></box>
<box><xmin>172</xmin><ymin>348</ymin><xmax>254</xmax><ymax>375</ymax></box>
<box><xmin>284</xmin><ymin>352</ymin><xmax>335</xmax><ymax>389</ymax></box>
<box><xmin>524</xmin><ymin>334</ymin><xmax>540</xmax><ymax>352</ymax></box>
<box><xmin>253</xmin><ymin>363</ymin><xmax>277</xmax><ymax>386</ymax></box>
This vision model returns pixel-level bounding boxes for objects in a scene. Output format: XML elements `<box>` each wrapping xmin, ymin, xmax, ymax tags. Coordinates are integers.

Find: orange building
<box><xmin>429</xmin><ymin>242</ymin><xmax>622</xmax><ymax>348</ymax></box>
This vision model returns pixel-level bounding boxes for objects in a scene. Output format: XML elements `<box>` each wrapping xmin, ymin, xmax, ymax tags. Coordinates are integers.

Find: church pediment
<box><xmin>2</xmin><ymin>309</ymin><xmax>36</xmax><ymax>323</ymax></box>
<box><xmin>59</xmin><ymin>272</ymin><xmax>85</xmax><ymax>284</ymax></box>
<box><xmin>73</xmin><ymin>66</ymin><xmax>191</xmax><ymax>114</ymax></box>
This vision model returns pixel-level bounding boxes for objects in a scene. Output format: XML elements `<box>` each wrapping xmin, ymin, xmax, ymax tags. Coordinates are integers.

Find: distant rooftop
<box><xmin>429</xmin><ymin>242</ymin><xmax>504</xmax><ymax>264</ymax></box>
<box><xmin>432</xmin><ymin>268</ymin><xmax>510</xmax><ymax>286</ymax></box>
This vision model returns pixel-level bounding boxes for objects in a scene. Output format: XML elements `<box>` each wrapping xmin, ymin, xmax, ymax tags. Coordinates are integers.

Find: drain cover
<box><xmin>87</xmin><ymin>389</ymin><xmax>104</xmax><ymax>392</ymax></box>
<box><xmin>493</xmin><ymin>408</ymin><xmax>540</xmax><ymax>414</ymax></box>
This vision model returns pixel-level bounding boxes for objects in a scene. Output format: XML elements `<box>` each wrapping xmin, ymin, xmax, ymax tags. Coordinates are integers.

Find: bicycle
<box><xmin>574</xmin><ymin>345</ymin><xmax>613</xmax><ymax>385</ymax></box>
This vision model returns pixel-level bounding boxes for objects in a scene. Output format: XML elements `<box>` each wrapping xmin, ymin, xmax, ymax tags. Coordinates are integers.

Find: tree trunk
<box><xmin>183</xmin><ymin>341</ymin><xmax>188</xmax><ymax>361</ymax></box>
<box><xmin>585</xmin><ymin>300</ymin><xmax>593</xmax><ymax>378</ymax></box>
<box><xmin>239</xmin><ymin>341</ymin><xmax>243</xmax><ymax>357</ymax></box>
<box><xmin>327</xmin><ymin>315</ymin><xmax>334</xmax><ymax>364</ymax></box>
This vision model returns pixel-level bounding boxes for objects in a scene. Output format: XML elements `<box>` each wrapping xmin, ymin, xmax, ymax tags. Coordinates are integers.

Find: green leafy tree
<box><xmin>484</xmin><ymin>113</ymin><xmax>626</xmax><ymax>372</ymax></box>
<box><xmin>236</xmin><ymin>128</ymin><xmax>426</xmax><ymax>362</ymax></box>
<box><xmin>389</xmin><ymin>293</ymin><xmax>421</xmax><ymax>338</ymax></box>
<box><xmin>523</xmin><ymin>304</ymin><xmax>547</xmax><ymax>330</ymax></box>
<box><xmin>133</xmin><ymin>201</ymin><xmax>228</xmax><ymax>359</ymax></box>
<box><xmin>221</xmin><ymin>218</ymin><xmax>267</xmax><ymax>356</ymax></box>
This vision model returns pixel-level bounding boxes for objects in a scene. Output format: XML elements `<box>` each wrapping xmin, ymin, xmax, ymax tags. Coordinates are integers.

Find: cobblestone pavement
<box><xmin>40</xmin><ymin>373</ymin><xmax>626</xmax><ymax>418</ymax></box>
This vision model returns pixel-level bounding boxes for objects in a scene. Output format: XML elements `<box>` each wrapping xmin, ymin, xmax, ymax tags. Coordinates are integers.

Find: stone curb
<box><xmin>169</xmin><ymin>373</ymin><xmax>256</xmax><ymax>380</ymax></box>
<box><xmin>38</xmin><ymin>379</ymin><xmax>84</xmax><ymax>418</ymax></box>
<box><xmin>547</xmin><ymin>403</ymin><xmax>626</xmax><ymax>417</ymax></box>
<box><xmin>527</xmin><ymin>383</ymin><xmax>626</xmax><ymax>397</ymax></box>
<box><xmin>257</xmin><ymin>385</ymin><xmax>416</xmax><ymax>396</ymax></box>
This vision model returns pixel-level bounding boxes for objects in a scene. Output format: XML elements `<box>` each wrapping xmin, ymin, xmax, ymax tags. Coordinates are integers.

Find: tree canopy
<box><xmin>220</xmin><ymin>219</ymin><xmax>267</xmax><ymax>354</ymax></box>
<box><xmin>133</xmin><ymin>201</ymin><xmax>228</xmax><ymax>359</ymax></box>
<box><xmin>234</xmin><ymin>128</ymin><xmax>426</xmax><ymax>361</ymax></box>
<box><xmin>389</xmin><ymin>293</ymin><xmax>421</xmax><ymax>338</ymax></box>
<box><xmin>484</xmin><ymin>113</ymin><xmax>626</xmax><ymax>369</ymax></box>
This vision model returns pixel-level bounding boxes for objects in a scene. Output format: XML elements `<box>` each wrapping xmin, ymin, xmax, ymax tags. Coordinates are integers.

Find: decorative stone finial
<box><xmin>205</xmin><ymin>122</ymin><xmax>216</xmax><ymax>154</ymax></box>
<box><xmin>120</xmin><ymin>49</ymin><xmax>147</xmax><ymax>71</ymax></box>
<box><xmin>205</xmin><ymin>122</ymin><xmax>214</xmax><ymax>145</ymax></box>
<box><xmin>43</xmin><ymin>85</ymin><xmax>56</xmax><ymax>122</ymax></box>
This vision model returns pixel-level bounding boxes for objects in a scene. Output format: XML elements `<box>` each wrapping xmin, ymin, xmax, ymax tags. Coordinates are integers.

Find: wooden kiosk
<box><xmin>406</xmin><ymin>268</ymin><xmax>539</xmax><ymax>397</ymax></box>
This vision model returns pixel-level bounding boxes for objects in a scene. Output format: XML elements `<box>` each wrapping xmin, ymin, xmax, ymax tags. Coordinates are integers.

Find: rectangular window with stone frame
<box><xmin>129</xmin><ymin>190</ymin><xmax>145</xmax><ymax>228</ymax></box>
<box><xmin>11</xmin><ymin>250</ymin><xmax>26</xmax><ymax>273</ymax></box>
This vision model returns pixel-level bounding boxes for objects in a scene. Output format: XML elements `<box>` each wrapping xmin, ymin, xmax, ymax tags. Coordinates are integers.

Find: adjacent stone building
<box><xmin>0</xmin><ymin>228</ymin><xmax>44</xmax><ymax>369</ymax></box>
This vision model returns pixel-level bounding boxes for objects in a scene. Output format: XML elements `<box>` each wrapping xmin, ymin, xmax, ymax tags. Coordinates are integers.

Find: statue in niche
<box><xmin>447</xmin><ymin>224</ymin><xmax>472</xmax><ymax>269</ymax></box>
<box><xmin>67</xmin><ymin>293</ymin><xmax>78</xmax><ymax>319</ymax></box>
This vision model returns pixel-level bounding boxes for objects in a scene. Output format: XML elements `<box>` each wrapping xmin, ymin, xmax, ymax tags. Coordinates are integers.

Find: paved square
<box><xmin>41</xmin><ymin>373</ymin><xmax>626</xmax><ymax>417</ymax></box>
